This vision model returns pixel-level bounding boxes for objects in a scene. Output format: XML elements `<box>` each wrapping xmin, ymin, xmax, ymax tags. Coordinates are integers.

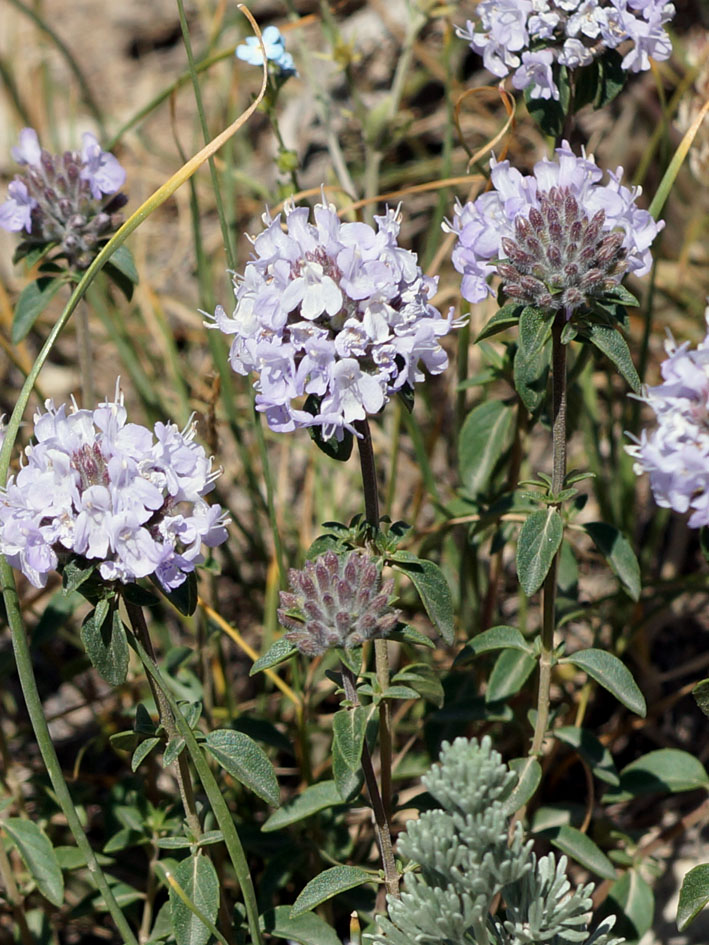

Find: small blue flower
<box><xmin>235</xmin><ymin>25</ymin><xmax>297</xmax><ymax>78</ymax></box>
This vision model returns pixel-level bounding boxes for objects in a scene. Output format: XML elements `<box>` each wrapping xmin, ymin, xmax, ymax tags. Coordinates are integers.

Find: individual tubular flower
<box><xmin>277</xmin><ymin>549</ymin><xmax>400</xmax><ymax>655</ymax></box>
<box><xmin>236</xmin><ymin>25</ymin><xmax>297</xmax><ymax>78</ymax></box>
<box><xmin>0</xmin><ymin>127</ymin><xmax>127</xmax><ymax>268</ymax></box>
<box><xmin>626</xmin><ymin>313</ymin><xmax>709</xmax><ymax>528</ymax></box>
<box><xmin>457</xmin><ymin>0</ymin><xmax>675</xmax><ymax>101</ymax></box>
<box><xmin>444</xmin><ymin>140</ymin><xmax>663</xmax><ymax>314</ymax></box>
<box><xmin>0</xmin><ymin>387</ymin><xmax>229</xmax><ymax>591</ymax></box>
<box><xmin>210</xmin><ymin>197</ymin><xmax>456</xmax><ymax>439</ymax></box>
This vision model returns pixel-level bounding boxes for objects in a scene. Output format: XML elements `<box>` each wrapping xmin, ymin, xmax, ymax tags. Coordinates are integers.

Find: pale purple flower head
<box><xmin>457</xmin><ymin>0</ymin><xmax>676</xmax><ymax>100</ymax></box>
<box><xmin>0</xmin><ymin>386</ymin><xmax>228</xmax><ymax>590</ymax></box>
<box><xmin>209</xmin><ymin>196</ymin><xmax>457</xmax><ymax>440</ymax></box>
<box><xmin>236</xmin><ymin>25</ymin><xmax>297</xmax><ymax>78</ymax></box>
<box><xmin>627</xmin><ymin>312</ymin><xmax>709</xmax><ymax>528</ymax></box>
<box><xmin>444</xmin><ymin>140</ymin><xmax>664</xmax><ymax>314</ymax></box>
<box><xmin>0</xmin><ymin>127</ymin><xmax>127</xmax><ymax>268</ymax></box>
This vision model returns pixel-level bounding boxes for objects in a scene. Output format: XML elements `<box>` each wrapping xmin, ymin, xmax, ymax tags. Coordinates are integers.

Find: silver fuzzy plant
<box><xmin>370</xmin><ymin>737</ymin><xmax>625</xmax><ymax>945</ymax></box>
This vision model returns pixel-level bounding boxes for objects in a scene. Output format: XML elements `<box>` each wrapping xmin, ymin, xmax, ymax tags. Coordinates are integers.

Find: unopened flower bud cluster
<box><xmin>278</xmin><ymin>549</ymin><xmax>400</xmax><ymax>655</ymax></box>
<box><xmin>457</xmin><ymin>0</ymin><xmax>675</xmax><ymax>102</ymax></box>
<box><xmin>0</xmin><ymin>128</ymin><xmax>127</xmax><ymax>269</ymax></box>
<box><xmin>0</xmin><ymin>388</ymin><xmax>229</xmax><ymax>591</ymax></box>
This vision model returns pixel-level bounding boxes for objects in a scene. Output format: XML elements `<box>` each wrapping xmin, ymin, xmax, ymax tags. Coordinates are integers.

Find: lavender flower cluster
<box><xmin>445</xmin><ymin>141</ymin><xmax>663</xmax><ymax>313</ymax></box>
<box><xmin>0</xmin><ymin>128</ymin><xmax>126</xmax><ymax>268</ymax></box>
<box><xmin>457</xmin><ymin>0</ymin><xmax>675</xmax><ymax>101</ymax></box>
<box><xmin>627</xmin><ymin>315</ymin><xmax>709</xmax><ymax>528</ymax></box>
<box><xmin>0</xmin><ymin>389</ymin><xmax>228</xmax><ymax>591</ymax></box>
<box><xmin>210</xmin><ymin>197</ymin><xmax>456</xmax><ymax>439</ymax></box>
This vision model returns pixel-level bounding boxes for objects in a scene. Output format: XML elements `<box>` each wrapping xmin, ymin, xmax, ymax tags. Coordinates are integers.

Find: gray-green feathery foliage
<box><xmin>371</xmin><ymin>737</ymin><xmax>625</xmax><ymax>945</ymax></box>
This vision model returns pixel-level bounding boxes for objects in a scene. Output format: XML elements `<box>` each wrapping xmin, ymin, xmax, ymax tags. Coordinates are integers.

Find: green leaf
<box><xmin>692</xmin><ymin>678</ymin><xmax>709</xmax><ymax>719</ymax></box>
<box><xmin>605</xmin><ymin>870</ymin><xmax>654</xmax><ymax>941</ymax></box>
<box><xmin>155</xmin><ymin>571</ymin><xmax>198</xmax><ymax>616</ymax></box>
<box><xmin>80</xmin><ymin>606</ymin><xmax>129</xmax><ymax>686</ymax></box>
<box><xmin>584</xmin><ymin>323</ymin><xmax>640</xmax><ymax>392</ymax></box>
<box><xmin>391</xmin><ymin>557</ymin><xmax>454</xmax><ymax>644</ymax></box>
<box><xmin>260</xmin><ymin>905</ymin><xmax>342</xmax><ymax>945</ymax></box>
<box><xmin>332</xmin><ymin>737</ymin><xmax>364</xmax><ymax>802</ymax></box>
<box><xmin>561</xmin><ymin>648</ymin><xmax>646</xmax><ymax>716</ymax></box>
<box><xmin>61</xmin><ymin>559</ymin><xmax>99</xmax><ymax>595</ymax></box>
<box><xmin>131</xmin><ymin>737</ymin><xmax>161</xmax><ymax>772</ymax></box>
<box><xmin>388</xmin><ymin>625</ymin><xmax>435</xmax><ymax>649</ymax></box>
<box><xmin>163</xmin><ymin>737</ymin><xmax>186</xmax><ymax>767</ymax></box>
<box><xmin>502</xmin><ymin>757</ymin><xmax>542</xmax><ymax>815</ymax></box>
<box><xmin>169</xmin><ymin>853</ymin><xmax>220</xmax><ymax>945</ymax></box>
<box><xmin>602</xmin><ymin>749</ymin><xmax>709</xmax><ymax>803</ymax></box>
<box><xmin>518</xmin><ymin>306</ymin><xmax>554</xmax><ymax>356</ymax></box>
<box><xmin>391</xmin><ymin>663</ymin><xmax>444</xmax><ymax>707</ymax></box>
<box><xmin>487</xmin><ymin>648</ymin><xmax>536</xmax><ymax>702</ymax></box>
<box><xmin>513</xmin><ymin>336</ymin><xmax>551</xmax><ymax>413</ymax></box>
<box><xmin>516</xmin><ymin>508</ymin><xmax>563</xmax><ymax>597</ymax></box>
<box><xmin>677</xmin><ymin>864</ymin><xmax>709</xmax><ymax>931</ymax></box>
<box><xmin>262</xmin><ymin>781</ymin><xmax>343</xmax><ymax>832</ymax></box>
<box><xmin>3</xmin><ymin>818</ymin><xmax>64</xmax><ymax>907</ymax></box>
<box><xmin>454</xmin><ymin>625</ymin><xmax>532</xmax><ymax>665</ymax></box>
<box><xmin>250</xmin><ymin>637</ymin><xmax>298</xmax><ymax>675</ymax></box>
<box><xmin>543</xmin><ymin>825</ymin><xmax>616</xmax><ymax>880</ymax></box>
<box><xmin>475</xmin><ymin>302</ymin><xmax>523</xmax><ymax>341</ymax></box>
<box><xmin>290</xmin><ymin>865</ymin><xmax>374</xmax><ymax>917</ymax></box>
<box><xmin>205</xmin><ymin>729</ymin><xmax>280</xmax><ymax>806</ymax></box>
<box><xmin>458</xmin><ymin>400</ymin><xmax>515</xmax><ymax>498</ymax></box>
<box><xmin>554</xmin><ymin>726</ymin><xmax>619</xmax><ymax>786</ymax></box>
<box><xmin>332</xmin><ymin>707</ymin><xmax>367</xmax><ymax>771</ymax></box>
<box><xmin>583</xmin><ymin>522</ymin><xmax>641</xmax><ymax>600</ymax></box>
<box><xmin>107</xmin><ymin>245</ymin><xmax>139</xmax><ymax>284</ymax></box>
<box><xmin>12</xmin><ymin>277</ymin><xmax>64</xmax><ymax>343</ymax></box>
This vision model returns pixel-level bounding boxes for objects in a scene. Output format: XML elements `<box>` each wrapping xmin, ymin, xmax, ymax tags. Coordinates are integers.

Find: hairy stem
<box><xmin>341</xmin><ymin>665</ymin><xmax>399</xmax><ymax>898</ymax></box>
<box><xmin>530</xmin><ymin>312</ymin><xmax>567</xmax><ymax>757</ymax></box>
<box><xmin>355</xmin><ymin>421</ymin><xmax>394</xmax><ymax>821</ymax></box>
<box><xmin>125</xmin><ymin>601</ymin><xmax>202</xmax><ymax>840</ymax></box>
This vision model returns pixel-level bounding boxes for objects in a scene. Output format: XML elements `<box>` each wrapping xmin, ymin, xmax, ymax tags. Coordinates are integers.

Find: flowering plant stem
<box><xmin>124</xmin><ymin>601</ymin><xmax>202</xmax><ymax>840</ymax></box>
<box><xmin>130</xmin><ymin>633</ymin><xmax>264</xmax><ymax>945</ymax></box>
<box><xmin>530</xmin><ymin>312</ymin><xmax>567</xmax><ymax>758</ymax></box>
<box><xmin>355</xmin><ymin>419</ymin><xmax>394</xmax><ymax>821</ymax></box>
<box><xmin>340</xmin><ymin>663</ymin><xmax>399</xmax><ymax>898</ymax></box>
<box><xmin>0</xmin><ymin>558</ymin><xmax>140</xmax><ymax>945</ymax></box>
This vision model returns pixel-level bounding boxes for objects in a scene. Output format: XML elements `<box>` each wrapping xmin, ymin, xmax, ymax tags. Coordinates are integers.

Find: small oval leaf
<box><xmin>583</xmin><ymin>521</ymin><xmax>641</xmax><ymax>601</ymax></box>
<box><xmin>503</xmin><ymin>757</ymin><xmax>542</xmax><ymax>815</ymax></box>
<box><xmin>169</xmin><ymin>853</ymin><xmax>219</xmax><ymax>945</ymax></box>
<box><xmin>262</xmin><ymin>781</ymin><xmax>343</xmax><ymax>833</ymax></box>
<box><xmin>290</xmin><ymin>865</ymin><xmax>374</xmax><ymax>918</ymax></box>
<box><xmin>516</xmin><ymin>508</ymin><xmax>563</xmax><ymax>597</ymax></box>
<box><xmin>603</xmin><ymin>749</ymin><xmax>709</xmax><ymax>803</ymax></box>
<box><xmin>205</xmin><ymin>729</ymin><xmax>280</xmax><ymax>806</ymax></box>
<box><xmin>543</xmin><ymin>825</ymin><xmax>616</xmax><ymax>880</ymax></box>
<box><xmin>393</xmin><ymin>558</ymin><xmax>454</xmax><ymax>644</ymax></box>
<box><xmin>3</xmin><ymin>818</ymin><xmax>64</xmax><ymax>907</ymax></box>
<box><xmin>12</xmin><ymin>277</ymin><xmax>64</xmax><ymax>343</ymax></box>
<box><xmin>561</xmin><ymin>648</ymin><xmax>646</xmax><ymax>717</ymax></box>
<box><xmin>678</xmin><ymin>863</ymin><xmax>709</xmax><ymax>931</ymax></box>
<box><xmin>487</xmin><ymin>648</ymin><xmax>536</xmax><ymax>702</ymax></box>
<box><xmin>455</xmin><ymin>625</ymin><xmax>532</xmax><ymax>665</ymax></box>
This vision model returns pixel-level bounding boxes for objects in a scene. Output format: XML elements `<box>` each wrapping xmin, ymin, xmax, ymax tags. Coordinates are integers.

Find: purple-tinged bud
<box><xmin>278</xmin><ymin>549</ymin><xmax>400</xmax><ymax>656</ymax></box>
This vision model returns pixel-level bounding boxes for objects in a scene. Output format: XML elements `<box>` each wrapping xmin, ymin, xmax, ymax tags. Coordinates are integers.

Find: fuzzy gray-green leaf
<box><xmin>3</xmin><ymin>818</ymin><xmax>64</xmax><ymax>907</ymax></box>
<box><xmin>205</xmin><ymin>729</ymin><xmax>280</xmax><ymax>806</ymax></box>
<box><xmin>290</xmin><ymin>865</ymin><xmax>374</xmax><ymax>917</ymax></box>
<box><xmin>516</xmin><ymin>508</ymin><xmax>563</xmax><ymax>597</ymax></box>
